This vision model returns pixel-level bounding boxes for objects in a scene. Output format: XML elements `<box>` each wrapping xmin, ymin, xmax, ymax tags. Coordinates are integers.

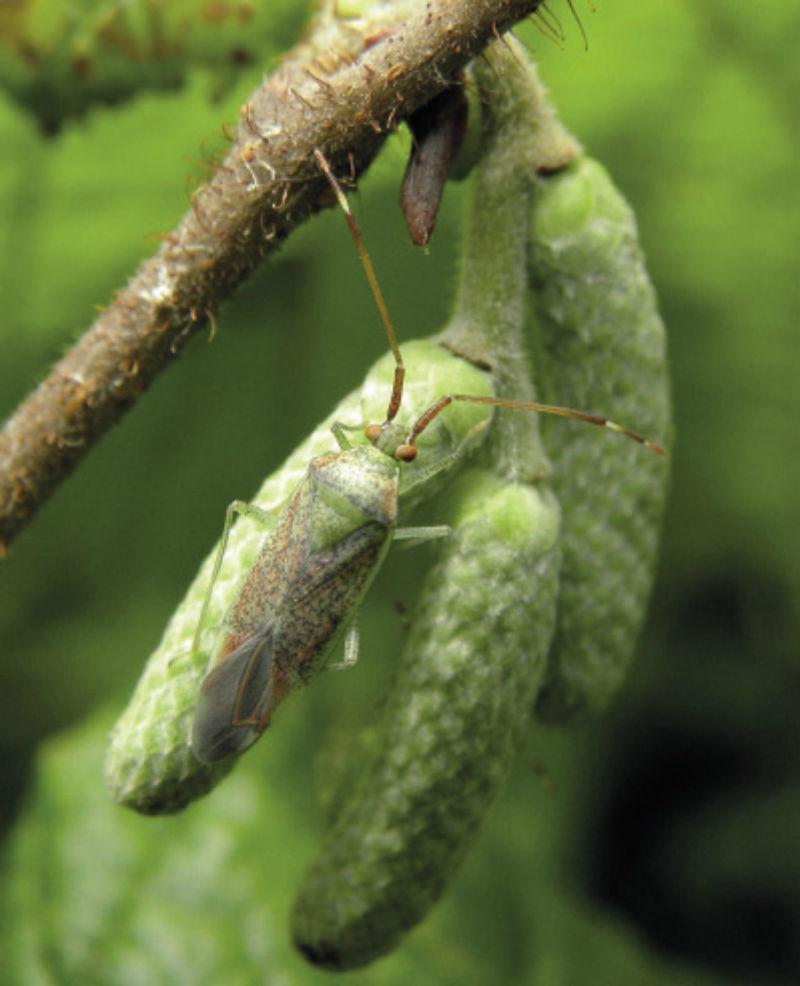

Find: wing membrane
<box><xmin>192</xmin><ymin>632</ymin><xmax>275</xmax><ymax>764</ymax></box>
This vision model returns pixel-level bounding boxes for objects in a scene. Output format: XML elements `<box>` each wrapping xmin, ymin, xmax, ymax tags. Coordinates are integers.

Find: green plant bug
<box><xmin>190</xmin><ymin>150</ymin><xmax>665</xmax><ymax>766</ymax></box>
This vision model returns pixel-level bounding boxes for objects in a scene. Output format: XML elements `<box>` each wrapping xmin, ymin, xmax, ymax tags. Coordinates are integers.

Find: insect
<box><xmin>190</xmin><ymin>149</ymin><xmax>664</xmax><ymax>765</ymax></box>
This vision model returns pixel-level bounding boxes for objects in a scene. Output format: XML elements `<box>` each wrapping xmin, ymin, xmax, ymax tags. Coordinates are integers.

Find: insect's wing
<box><xmin>192</xmin><ymin>632</ymin><xmax>275</xmax><ymax>764</ymax></box>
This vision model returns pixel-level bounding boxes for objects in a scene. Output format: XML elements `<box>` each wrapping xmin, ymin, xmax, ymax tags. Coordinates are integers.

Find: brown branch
<box><xmin>0</xmin><ymin>0</ymin><xmax>543</xmax><ymax>553</ymax></box>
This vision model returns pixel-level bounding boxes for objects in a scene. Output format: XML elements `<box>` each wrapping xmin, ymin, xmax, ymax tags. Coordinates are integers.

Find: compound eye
<box><xmin>395</xmin><ymin>443</ymin><xmax>418</xmax><ymax>462</ymax></box>
<box><xmin>365</xmin><ymin>423</ymin><xmax>382</xmax><ymax>443</ymax></box>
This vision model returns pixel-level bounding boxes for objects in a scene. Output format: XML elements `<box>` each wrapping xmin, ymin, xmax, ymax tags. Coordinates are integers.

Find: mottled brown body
<box><xmin>193</xmin><ymin>445</ymin><xmax>398</xmax><ymax>764</ymax></box>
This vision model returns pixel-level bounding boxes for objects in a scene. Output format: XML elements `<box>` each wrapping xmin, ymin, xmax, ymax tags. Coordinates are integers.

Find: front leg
<box><xmin>191</xmin><ymin>499</ymin><xmax>276</xmax><ymax>656</ymax></box>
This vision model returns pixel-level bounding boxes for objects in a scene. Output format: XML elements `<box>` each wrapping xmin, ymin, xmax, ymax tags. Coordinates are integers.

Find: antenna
<box><xmin>393</xmin><ymin>394</ymin><xmax>665</xmax><ymax>462</ymax></box>
<box><xmin>314</xmin><ymin>148</ymin><xmax>405</xmax><ymax>425</ymax></box>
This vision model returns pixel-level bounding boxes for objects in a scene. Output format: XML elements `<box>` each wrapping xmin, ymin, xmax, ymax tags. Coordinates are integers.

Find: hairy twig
<box><xmin>0</xmin><ymin>0</ymin><xmax>543</xmax><ymax>553</ymax></box>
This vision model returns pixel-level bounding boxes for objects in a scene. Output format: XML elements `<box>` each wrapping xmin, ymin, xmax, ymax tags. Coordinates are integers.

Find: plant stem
<box><xmin>441</xmin><ymin>39</ymin><xmax>579</xmax><ymax>482</ymax></box>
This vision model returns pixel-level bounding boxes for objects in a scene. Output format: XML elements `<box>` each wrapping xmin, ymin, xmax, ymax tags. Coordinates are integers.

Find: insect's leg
<box><xmin>327</xmin><ymin>622</ymin><xmax>360</xmax><ymax>672</ymax></box>
<box><xmin>393</xmin><ymin>525</ymin><xmax>451</xmax><ymax>546</ymax></box>
<box><xmin>226</xmin><ymin>501</ymin><xmax>275</xmax><ymax>526</ymax></box>
<box><xmin>330</xmin><ymin>421</ymin><xmax>360</xmax><ymax>451</ymax></box>
<box><xmin>191</xmin><ymin>499</ymin><xmax>275</xmax><ymax>655</ymax></box>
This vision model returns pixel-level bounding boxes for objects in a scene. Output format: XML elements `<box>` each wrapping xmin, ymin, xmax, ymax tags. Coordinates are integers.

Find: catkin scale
<box><xmin>529</xmin><ymin>157</ymin><xmax>671</xmax><ymax>721</ymax></box>
<box><xmin>291</xmin><ymin>470</ymin><xmax>560</xmax><ymax>969</ymax></box>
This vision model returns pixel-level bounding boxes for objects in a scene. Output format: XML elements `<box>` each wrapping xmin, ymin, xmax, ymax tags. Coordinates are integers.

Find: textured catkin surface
<box><xmin>529</xmin><ymin>157</ymin><xmax>672</xmax><ymax>721</ymax></box>
<box><xmin>104</xmin><ymin>340</ymin><xmax>492</xmax><ymax>814</ymax></box>
<box><xmin>291</xmin><ymin>470</ymin><xmax>560</xmax><ymax>969</ymax></box>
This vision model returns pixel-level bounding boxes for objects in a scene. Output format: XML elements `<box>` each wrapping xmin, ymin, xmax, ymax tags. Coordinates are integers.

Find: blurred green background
<box><xmin>1</xmin><ymin>2</ymin><xmax>798</xmax><ymax>983</ymax></box>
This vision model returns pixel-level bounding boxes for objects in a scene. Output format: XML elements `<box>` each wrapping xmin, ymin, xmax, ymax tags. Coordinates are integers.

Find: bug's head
<box><xmin>365</xmin><ymin>420</ymin><xmax>418</xmax><ymax>462</ymax></box>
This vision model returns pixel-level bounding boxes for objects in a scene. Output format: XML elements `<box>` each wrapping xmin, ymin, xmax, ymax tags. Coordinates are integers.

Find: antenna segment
<box><xmin>315</xmin><ymin>149</ymin><xmax>405</xmax><ymax>424</ymax></box>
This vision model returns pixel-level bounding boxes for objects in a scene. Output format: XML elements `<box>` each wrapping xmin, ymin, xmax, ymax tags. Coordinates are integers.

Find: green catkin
<box><xmin>291</xmin><ymin>470</ymin><xmax>560</xmax><ymax>969</ymax></box>
<box><xmin>529</xmin><ymin>157</ymin><xmax>671</xmax><ymax>721</ymax></box>
<box><xmin>104</xmin><ymin>340</ymin><xmax>492</xmax><ymax>815</ymax></box>
<box><xmin>290</xmin><ymin>81</ymin><xmax>669</xmax><ymax>963</ymax></box>
<box><xmin>292</xmin><ymin>39</ymin><xmax>566</xmax><ymax>970</ymax></box>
